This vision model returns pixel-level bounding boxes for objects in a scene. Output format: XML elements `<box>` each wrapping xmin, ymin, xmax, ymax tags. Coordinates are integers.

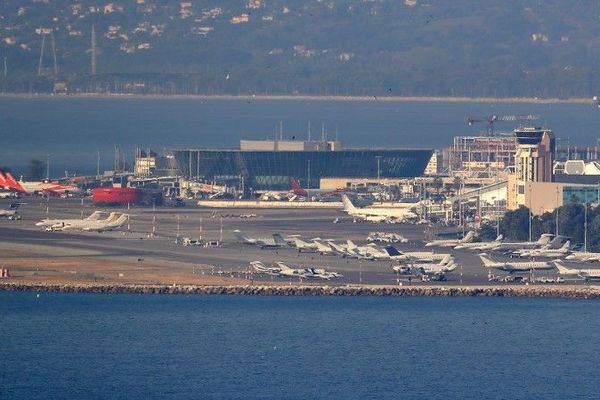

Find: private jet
<box><xmin>425</xmin><ymin>231</ymin><xmax>475</xmax><ymax>247</ymax></box>
<box><xmin>36</xmin><ymin>210</ymin><xmax>106</xmax><ymax>228</ymax></box>
<box><xmin>516</xmin><ymin>241</ymin><xmax>571</xmax><ymax>258</ymax></box>
<box><xmin>454</xmin><ymin>235</ymin><xmax>503</xmax><ymax>250</ymax></box>
<box><xmin>554</xmin><ymin>260</ymin><xmax>600</xmax><ymax>282</ymax></box>
<box><xmin>478</xmin><ymin>253</ymin><xmax>553</xmax><ymax>273</ymax></box>
<box><xmin>233</xmin><ymin>230</ymin><xmax>287</xmax><ymax>249</ymax></box>
<box><xmin>341</xmin><ymin>194</ymin><xmax>418</xmax><ymax>222</ymax></box>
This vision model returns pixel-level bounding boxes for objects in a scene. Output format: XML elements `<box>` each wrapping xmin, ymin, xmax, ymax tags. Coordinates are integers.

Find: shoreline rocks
<box><xmin>1</xmin><ymin>282</ymin><xmax>600</xmax><ymax>299</ymax></box>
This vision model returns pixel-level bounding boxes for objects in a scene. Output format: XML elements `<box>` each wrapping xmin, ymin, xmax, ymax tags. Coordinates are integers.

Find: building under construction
<box><xmin>443</xmin><ymin>134</ymin><xmax>518</xmax><ymax>177</ymax></box>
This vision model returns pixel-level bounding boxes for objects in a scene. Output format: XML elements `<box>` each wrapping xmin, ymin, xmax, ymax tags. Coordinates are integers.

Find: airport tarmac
<box><xmin>0</xmin><ymin>197</ymin><xmax>592</xmax><ymax>287</ymax></box>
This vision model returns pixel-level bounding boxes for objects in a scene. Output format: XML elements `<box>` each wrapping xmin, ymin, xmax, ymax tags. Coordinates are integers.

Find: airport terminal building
<box><xmin>166</xmin><ymin>140</ymin><xmax>433</xmax><ymax>191</ymax></box>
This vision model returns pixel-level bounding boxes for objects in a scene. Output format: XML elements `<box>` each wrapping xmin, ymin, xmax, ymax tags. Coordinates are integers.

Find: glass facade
<box><xmin>171</xmin><ymin>149</ymin><xmax>433</xmax><ymax>190</ymax></box>
<box><xmin>563</xmin><ymin>186</ymin><xmax>600</xmax><ymax>205</ymax></box>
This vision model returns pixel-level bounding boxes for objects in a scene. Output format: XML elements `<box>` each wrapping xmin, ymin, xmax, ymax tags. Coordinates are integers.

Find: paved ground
<box><xmin>0</xmin><ymin>197</ymin><xmax>592</xmax><ymax>287</ymax></box>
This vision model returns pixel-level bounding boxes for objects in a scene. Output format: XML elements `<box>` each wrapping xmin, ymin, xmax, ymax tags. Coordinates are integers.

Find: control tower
<box><xmin>513</xmin><ymin>127</ymin><xmax>555</xmax><ymax>207</ymax></box>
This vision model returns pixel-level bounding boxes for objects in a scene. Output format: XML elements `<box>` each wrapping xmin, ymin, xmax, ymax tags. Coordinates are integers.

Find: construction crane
<box><xmin>465</xmin><ymin>114</ymin><xmax>539</xmax><ymax>135</ymax></box>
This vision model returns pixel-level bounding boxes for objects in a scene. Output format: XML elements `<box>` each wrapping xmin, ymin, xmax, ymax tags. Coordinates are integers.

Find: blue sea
<box><xmin>1</xmin><ymin>291</ymin><xmax>599</xmax><ymax>399</ymax></box>
<box><xmin>1</xmin><ymin>97</ymin><xmax>600</xmax><ymax>176</ymax></box>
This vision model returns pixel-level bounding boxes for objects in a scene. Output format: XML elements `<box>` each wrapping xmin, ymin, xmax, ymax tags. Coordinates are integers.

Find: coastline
<box><xmin>0</xmin><ymin>92</ymin><xmax>595</xmax><ymax>105</ymax></box>
<box><xmin>2</xmin><ymin>281</ymin><xmax>600</xmax><ymax>299</ymax></box>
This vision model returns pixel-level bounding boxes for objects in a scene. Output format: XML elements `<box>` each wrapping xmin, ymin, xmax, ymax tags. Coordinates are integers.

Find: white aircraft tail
<box><xmin>537</xmin><ymin>234</ymin><xmax>553</xmax><ymax>245</ymax></box>
<box><xmin>110</xmin><ymin>214</ymin><xmax>128</xmax><ymax>227</ymax></box>
<box><xmin>495</xmin><ymin>234</ymin><xmax>504</xmax><ymax>242</ymax></box>
<box><xmin>275</xmin><ymin>262</ymin><xmax>293</xmax><ymax>272</ymax></box>
<box><xmin>346</xmin><ymin>240</ymin><xmax>357</xmax><ymax>250</ymax></box>
<box><xmin>439</xmin><ymin>254</ymin><xmax>453</xmax><ymax>265</ymax></box>
<box><xmin>560</xmin><ymin>240</ymin><xmax>571</xmax><ymax>251</ymax></box>
<box><xmin>250</xmin><ymin>261</ymin><xmax>267</xmax><ymax>271</ymax></box>
<box><xmin>85</xmin><ymin>210</ymin><xmax>104</xmax><ymax>221</ymax></box>
<box><xmin>554</xmin><ymin>260</ymin><xmax>575</xmax><ymax>275</ymax></box>
<box><xmin>341</xmin><ymin>195</ymin><xmax>357</xmax><ymax>213</ymax></box>
<box><xmin>478</xmin><ymin>254</ymin><xmax>495</xmax><ymax>267</ymax></box>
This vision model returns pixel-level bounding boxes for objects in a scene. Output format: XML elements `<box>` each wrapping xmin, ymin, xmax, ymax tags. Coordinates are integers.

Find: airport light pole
<box><xmin>219</xmin><ymin>216</ymin><xmax>223</xmax><ymax>245</ymax></box>
<box><xmin>528</xmin><ymin>184</ymin><xmax>532</xmax><ymax>243</ymax></box>
<box><xmin>375</xmin><ymin>156</ymin><xmax>382</xmax><ymax>183</ymax></box>
<box><xmin>555</xmin><ymin>186</ymin><xmax>559</xmax><ymax>236</ymax></box>
<box><xmin>307</xmin><ymin>159</ymin><xmax>311</xmax><ymax>192</ymax></box>
<box><xmin>584</xmin><ymin>203</ymin><xmax>588</xmax><ymax>253</ymax></box>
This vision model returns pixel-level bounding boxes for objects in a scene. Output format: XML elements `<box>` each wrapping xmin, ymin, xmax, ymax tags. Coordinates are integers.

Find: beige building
<box><xmin>508</xmin><ymin>178</ymin><xmax>600</xmax><ymax>215</ymax></box>
<box><xmin>511</xmin><ymin>127</ymin><xmax>555</xmax><ymax>208</ymax></box>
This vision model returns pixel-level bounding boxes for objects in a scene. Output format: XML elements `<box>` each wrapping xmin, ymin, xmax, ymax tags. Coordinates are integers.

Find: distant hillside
<box><xmin>2</xmin><ymin>0</ymin><xmax>600</xmax><ymax>97</ymax></box>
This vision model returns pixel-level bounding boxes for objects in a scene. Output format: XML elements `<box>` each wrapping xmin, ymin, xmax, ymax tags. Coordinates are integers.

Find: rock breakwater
<box><xmin>1</xmin><ymin>282</ymin><xmax>600</xmax><ymax>299</ymax></box>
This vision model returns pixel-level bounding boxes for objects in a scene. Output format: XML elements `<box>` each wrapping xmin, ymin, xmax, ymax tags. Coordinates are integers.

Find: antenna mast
<box><xmin>91</xmin><ymin>25</ymin><xmax>97</xmax><ymax>75</ymax></box>
<box><xmin>38</xmin><ymin>33</ymin><xmax>46</xmax><ymax>76</ymax></box>
<box><xmin>50</xmin><ymin>30</ymin><xmax>58</xmax><ymax>77</ymax></box>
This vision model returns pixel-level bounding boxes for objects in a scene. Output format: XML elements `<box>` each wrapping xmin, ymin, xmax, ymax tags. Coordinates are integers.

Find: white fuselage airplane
<box><xmin>275</xmin><ymin>262</ymin><xmax>341</xmax><ymax>280</ymax></box>
<box><xmin>56</xmin><ymin>213</ymin><xmax>129</xmax><ymax>232</ymax></box>
<box><xmin>554</xmin><ymin>261</ymin><xmax>600</xmax><ymax>282</ymax></box>
<box><xmin>425</xmin><ymin>231</ymin><xmax>475</xmax><ymax>247</ymax></box>
<box><xmin>454</xmin><ymin>235</ymin><xmax>503</xmax><ymax>250</ymax></box>
<box><xmin>517</xmin><ymin>241</ymin><xmax>571</xmax><ymax>258</ymax></box>
<box><xmin>384</xmin><ymin>246</ymin><xmax>452</xmax><ymax>262</ymax></box>
<box><xmin>393</xmin><ymin>255</ymin><xmax>457</xmax><ymax>275</ymax></box>
<box><xmin>250</xmin><ymin>261</ymin><xmax>281</xmax><ymax>276</ymax></box>
<box><xmin>479</xmin><ymin>254</ymin><xmax>553</xmax><ymax>273</ymax></box>
<box><xmin>313</xmin><ymin>240</ymin><xmax>337</xmax><ymax>255</ymax></box>
<box><xmin>345</xmin><ymin>240</ymin><xmax>388</xmax><ymax>260</ymax></box>
<box><xmin>565</xmin><ymin>251</ymin><xmax>600</xmax><ymax>263</ymax></box>
<box><xmin>289</xmin><ymin>237</ymin><xmax>320</xmax><ymax>252</ymax></box>
<box><xmin>495</xmin><ymin>234</ymin><xmax>554</xmax><ymax>251</ymax></box>
<box><xmin>341</xmin><ymin>195</ymin><xmax>417</xmax><ymax>221</ymax></box>
<box><xmin>233</xmin><ymin>230</ymin><xmax>287</xmax><ymax>248</ymax></box>
<box><xmin>36</xmin><ymin>210</ymin><xmax>106</xmax><ymax>228</ymax></box>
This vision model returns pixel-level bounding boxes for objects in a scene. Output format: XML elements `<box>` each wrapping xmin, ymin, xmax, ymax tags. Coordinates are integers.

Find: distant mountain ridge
<box><xmin>1</xmin><ymin>0</ymin><xmax>600</xmax><ymax>97</ymax></box>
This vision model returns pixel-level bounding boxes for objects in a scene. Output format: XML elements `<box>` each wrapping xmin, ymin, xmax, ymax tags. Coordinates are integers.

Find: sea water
<box><xmin>1</xmin><ymin>97</ymin><xmax>599</xmax><ymax>175</ymax></box>
<box><xmin>1</xmin><ymin>291</ymin><xmax>599</xmax><ymax>399</ymax></box>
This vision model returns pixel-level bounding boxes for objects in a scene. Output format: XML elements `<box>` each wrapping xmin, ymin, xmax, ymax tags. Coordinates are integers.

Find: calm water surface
<box><xmin>1</xmin><ymin>291</ymin><xmax>599</xmax><ymax>399</ymax></box>
<box><xmin>1</xmin><ymin>97</ymin><xmax>600</xmax><ymax>175</ymax></box>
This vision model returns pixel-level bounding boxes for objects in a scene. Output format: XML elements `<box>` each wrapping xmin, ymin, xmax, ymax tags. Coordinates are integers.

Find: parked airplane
<box><xmin>454</xmin><ymin>235</ymin><xmax>503</xmax><ymax>250</ymax></box>
<box><xmin>565</xmin><ymin>251</ymin><xmax>600</xmax><ymax>263</ymax></box>
<box><xmin>494</xmin><ymin>233</ymin><xmax>555</xmax><ymax>251</ymax></box>
<box><xmin>425</xmin><ymin>231</ymin><xmax>475</xmax><ymax>247</ymax></box>
<box><xmin>275</xmin><ymin>262</ymin><xmax>313</xmax><ymax>278</ymax></box>
<box><xmin>554</xmin><ymin>260</ymin><xmax>600</xmax><ymax>282</ymax></box>
<box><xmin>392</xmin><ymin>255</ymin><xmax>458</xmax><ymax>279</ymax></box>
<box><xmin>313</xmin><ymin>240</ymin><xmax>338</xmax><ymax>255</ymax></box>
<box><xmin>249</xmin><ymin>261</ymin><xmax>281</xmax><ymax>276</ymax></box>
<box><xmin>0</xmin><ymin>171</ymin><xmax>81</xmax><ymax>196</ymax></box>
<box><xmin>276</xmin><ymin>262</ymin><xmax>341</xmax><ymax>280</ymax></box>
<box><xmin>478</xmin><ymin>254</ymin><xmax>553</xmax><ymax>273</ymax></box>
<box><xmin>289</xmin><ymin>236</ymin><xmax>320</xmax><ymax>252</ymax></box>
<box><xmin>54</xmin><ymin>212</ymin><xmax>129</xmax><ymax>232</ymax></box>
<box><xmin>367</xmin><ymin>232</ymin><xmax>409</xmax><ymax>244</ymax></box>
<box><xmin>345</xmin><ymin>240</ymin><xmax>388</xmax><ymax>260</ymax></box>
<box><xmin>341</xmin><ymin>194</ymin><xmax>418</xmax><ymax>221</ymax></box>
<box><xmin>233</xmin><ymin>230</ymin><xmax>287</xmax><ymax>249</ymax></box>
<box><xmin>36</xmin><ymin>210</ymin><xmax>106</xmax><ymax>228</ymax></box>
<box><xmin>0</xmin><ymin>203</ymin><xmax>22</xmax><ymax>220</ymax></box>
<box><xmin>384</xmin><ymin>246</ymin><xmax>452</xmax><ymax>262</ymax></box>
<box><xmin>517</xmin><ymin>241</ymin><xmax>571</xmax><ymax>258</ymax></box>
